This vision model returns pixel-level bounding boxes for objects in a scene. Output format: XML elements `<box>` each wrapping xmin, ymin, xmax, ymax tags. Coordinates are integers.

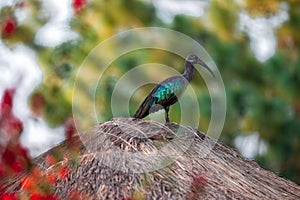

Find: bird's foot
<box><xmin>132</xmin><ymin>117</ymin><xmax>139</xmax><ymax>121</ymax></box>
<box><xmin>164</xmin><ymin>121</ymin><xmax>172</xmax><ymax>126</ymax></box>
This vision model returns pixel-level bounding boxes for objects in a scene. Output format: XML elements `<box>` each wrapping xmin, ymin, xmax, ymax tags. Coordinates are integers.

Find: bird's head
<box><xmin>186</xmin><ymin>54</ymin><xmax>215</xmax><ymax>77</ymax></box>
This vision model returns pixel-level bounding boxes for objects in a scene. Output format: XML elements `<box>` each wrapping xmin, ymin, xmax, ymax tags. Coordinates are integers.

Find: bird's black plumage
<box><xmin>133</xmin><ymin>54</ymin><xmax>214</xmax><ymax>122</ymax></box>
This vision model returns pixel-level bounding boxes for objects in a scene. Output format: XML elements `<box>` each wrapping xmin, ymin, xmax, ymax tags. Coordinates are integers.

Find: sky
<box><xmin>0</xmin><ymin>0</ymin><xmax>289</xmax><ymax>158</ymax></box>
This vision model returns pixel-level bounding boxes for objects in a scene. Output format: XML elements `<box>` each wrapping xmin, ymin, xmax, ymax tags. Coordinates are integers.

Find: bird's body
<box><xmin>134</xmin><ymin>54</ymin><xmax>214</xmax><ymax>122</ymax></box>
<box><xmin>133</xmin><ymin>76</ymin><xmax>187</xmax><ymax>120</ymax></box>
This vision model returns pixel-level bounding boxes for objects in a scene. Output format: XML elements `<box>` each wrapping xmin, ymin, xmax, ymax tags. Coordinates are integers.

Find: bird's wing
<box><xmin>133</xmin><ymin>84</ymin><xmax>160</xmax><ymax>119</ymax></box>
<box><xmin>155</xmin><ymin>77</ymin><xmax>187</xmax><ymax>105</ymax></box>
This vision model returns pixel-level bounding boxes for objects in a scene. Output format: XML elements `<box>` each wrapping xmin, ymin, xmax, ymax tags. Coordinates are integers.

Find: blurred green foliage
<box><xmin>1</xmin><ymin>0</ymin><xmax>300</xmax><ymax>184</ymax></box>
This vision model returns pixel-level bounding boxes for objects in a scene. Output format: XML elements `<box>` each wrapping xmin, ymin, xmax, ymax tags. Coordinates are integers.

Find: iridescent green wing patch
<box><xmin>153</xmin><ymin>79</ymin><xmax>185</xmax><ymax>100</ymax></box>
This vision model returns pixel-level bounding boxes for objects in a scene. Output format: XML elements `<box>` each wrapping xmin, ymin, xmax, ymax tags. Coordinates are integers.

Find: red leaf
<box><xmin>0</xmin><ymin>162</ymin><xmax>4</xmax><ymax>177</ymax></box>
<box><xmin>0</xmin><ymin>88</ymin><xmax>15</xmax><ymax>117</ymax></box>
<box><xmin>29</xmin><ymin>194</ymin><xmax>40</xmax><ymax>200</ymax></box>
<box><xmin>3</xmin><ymin>21</ymin><xmax>15</xmax><ymax>33</ymax></box>
<box><xmin>58</xmin><ymin>166</ymin><xmax>69</xmax><ymax>179</ymax></box>
<box><xmin>30</xmin><ymin>194</ymin><xmax>57</xmax><ymax>200</ymax></box>
<box><xmin>44</xmin><ymin>196</ymin><xmax>57</xmax><ymax>200</ymax></box>
<box><xmin>31</xmin><ymin>167</ymin><xmax>42</xmax><ymax>179</ymax></box>
<box><xmin>72</xmin><ymin>0</ymin><xmax>86</xmax><ymax>12</ymax></box>
<box><xmin>0</xmin><ymin>88</ymin><xmax>24</xmax><ymax>140</ymax></box>
<box><xmin>11</xmin><ymin>160</ymin><xmax>24</xmax><ymax>173</ymax></box>
<box><xmin>64</xmin><ymin>118</ymin><xmax>76</xmax><ymax>139</ymax></box>
<box><xmin>1</xmin><ymin>17</ymin><xmax>17</xmax><ymax>37</ymax></box>
<box><xmin>2</xmin><ymin>143</ymin><xmax>30</xmax><ymax>174</ymax></box>
<box><xmin>2</xmin><ymin>148</ymin><xmax>16</xmax><ymax>166</ymax></box>
<box><xmin>5</xmin><ymin>116</ymin><xmax>23</xmax><ymax>135</ymax></box>
<box><xmin>45</xmin><ymin>155</ymin><xmax>56</xmax><ymax>167</ymax></box>
<box><xmin>46</xmin><ymin>171</ymin><xmax>56</xmax><ymax>184</ymax></box>
<box><xmin>1</xmin><ymin>193</ymin><xmax>18</xmax><ymax>200</ymax></box>
<box><xmin>21</xmin><ymin>176</ymin><xmax>32</xmax><ymax>190</ymax></box>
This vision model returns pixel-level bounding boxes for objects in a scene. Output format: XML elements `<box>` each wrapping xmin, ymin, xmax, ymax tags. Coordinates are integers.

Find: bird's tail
<box><xmin>133</xmin><ymin>95</ymin><xmax>156</xmax><ymax>119</ymax></box>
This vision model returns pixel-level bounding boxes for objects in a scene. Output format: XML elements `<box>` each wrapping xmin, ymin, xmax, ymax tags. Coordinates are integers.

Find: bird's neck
<box><xmin>183</xmin><ymin>61</ymin><xmax>194</xmax><ymax>82</ymax></box>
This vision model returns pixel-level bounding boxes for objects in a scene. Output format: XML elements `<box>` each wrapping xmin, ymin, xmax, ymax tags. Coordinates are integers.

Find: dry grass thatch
<box><xmin>3</xmin><ymin>117</ymin><xmax>300</xmax><ymax>199</ymax></box>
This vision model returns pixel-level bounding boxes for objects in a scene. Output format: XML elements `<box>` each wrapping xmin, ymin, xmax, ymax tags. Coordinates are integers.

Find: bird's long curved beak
<box><xmin>197</xmin><ymin>59</ymin><xmax>215</xmax><ymax>78</ymax></box>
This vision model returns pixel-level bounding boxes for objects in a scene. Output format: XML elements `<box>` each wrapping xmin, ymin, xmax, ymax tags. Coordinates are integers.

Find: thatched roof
<box><xmin>3</xmin><ymin>118</ymin><xmax>300</xmax><ymax>199</ymax></box>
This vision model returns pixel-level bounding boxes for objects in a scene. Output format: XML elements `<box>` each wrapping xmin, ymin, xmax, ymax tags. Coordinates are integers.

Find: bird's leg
<box><xmin>165</xmin><ymin>106</ymin><xmax>170</xmax><ymax>123</ymax></box>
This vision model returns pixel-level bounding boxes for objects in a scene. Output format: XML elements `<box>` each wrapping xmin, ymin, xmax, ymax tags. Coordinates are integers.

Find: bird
<box><xmin>133</xmin><ymin>54</ymin><xmax>215</xmax><ymax>122</ymax></box>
